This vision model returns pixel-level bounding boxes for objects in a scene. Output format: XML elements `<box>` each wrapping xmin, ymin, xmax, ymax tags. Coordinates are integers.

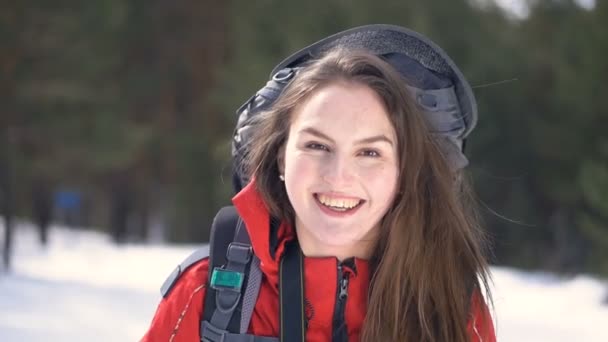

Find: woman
<box><xmin>143</xmin><ymin>27</ymin><xmax>495</xmax><ymax>342</ymax></box>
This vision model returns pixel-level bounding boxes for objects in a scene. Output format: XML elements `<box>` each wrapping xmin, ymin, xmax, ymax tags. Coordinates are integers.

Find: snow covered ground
<box><xmin>1</xmin><ymin>222</ymin><xmax>606</xmax><ymax>341</ymax></box>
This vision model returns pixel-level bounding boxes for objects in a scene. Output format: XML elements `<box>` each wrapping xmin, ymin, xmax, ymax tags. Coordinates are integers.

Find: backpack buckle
<box><xmin>226</xmin><ymin>242</ymin><xmax>252</xmax><ymax>264</ymax></box>
<box><xmin>210</xmin><ymin>268</ymin><xmax>244</xmax><ymax>292</ymax></box>
<box><xmin>210</xmin><ymin>242</ymin><xmax>251</xmax><ymax>292</ymax></box>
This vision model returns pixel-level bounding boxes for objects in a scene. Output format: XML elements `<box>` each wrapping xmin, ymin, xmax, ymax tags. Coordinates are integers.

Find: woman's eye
<box><xmin>306</xmin><ymin>143</ymin><xmax>329</xmax><ymax>151</ymax></box>
<box><xmin>360</xmin><ymin>149</ymin><xmax>380</xmax><ymax>157</ymax></box>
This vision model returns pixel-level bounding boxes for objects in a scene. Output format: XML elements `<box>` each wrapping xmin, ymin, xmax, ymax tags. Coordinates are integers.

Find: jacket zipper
<box><xmin>332</xmin><ymin>263</ymin><xmax>350</xmax><ymax>342</ymax></box>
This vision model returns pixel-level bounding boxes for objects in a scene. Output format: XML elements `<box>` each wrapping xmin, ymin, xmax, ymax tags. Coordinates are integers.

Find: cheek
<box><xmin>358</xmin><ymin>162</ymin><xmax>398</xmax><ymax>181</ymax></box>
<box><xmin>363</xmin><ymin>164</ymin><xmax>399</xmax><ymax>200</ymax></box>
<box><xmin>285</xmin><ymin>152</ymin><xmax>321</xmax><ymax>180</ymax></box>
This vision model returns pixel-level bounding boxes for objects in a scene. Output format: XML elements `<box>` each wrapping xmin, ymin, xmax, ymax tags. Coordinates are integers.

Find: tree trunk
<box><xmin>109</xmin><ymin>171</ymin><xmax>132</xmax><ymax>244</ymax></box>
<box><xmin>1</xmin><ymin>133</ymin><xmax>15</xmax><ymax>272</ymax></box>
<box><xmin>32</xmin><ymin>178</ymin><xmax>52</xmax><ymax>246</ymax></box>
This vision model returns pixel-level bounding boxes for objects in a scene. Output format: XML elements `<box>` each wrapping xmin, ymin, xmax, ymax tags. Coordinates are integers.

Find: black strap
<box><xmin>279</xmin><ymin>239</ymin><xmax>306</xmax><ymax>342</ymax></box>
<box><xmin>207</xmin><ymin>242</ymin><xmax>251</xmax><ymax>330</ymax></box>
<box><xmin>203</xmin><ymin>207</ymin><xmax>246</xmax><ymax>333</ymax></box>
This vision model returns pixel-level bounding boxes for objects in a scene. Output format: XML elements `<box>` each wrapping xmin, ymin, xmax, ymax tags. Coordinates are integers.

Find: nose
<box><xmin>322</xmin><ymin>154</ymin><xmax>354</xmax><ymax>186</ymax></box>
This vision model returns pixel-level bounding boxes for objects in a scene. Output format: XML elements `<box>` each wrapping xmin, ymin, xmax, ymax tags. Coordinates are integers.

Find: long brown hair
<box><xmin>245</xmin><ymin>48</ymin><xmax>492</xmax><ymax>342</ymax></box>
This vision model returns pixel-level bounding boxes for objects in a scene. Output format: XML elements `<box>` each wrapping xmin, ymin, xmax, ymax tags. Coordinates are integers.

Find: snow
<box><xmin>492</xmin><ymin>267</ymin><xmax>606</xmax><ymax>341</ymax></box>
<box><xmin>1</xmin><ymin>221</ymin><xmax>606</xmax><ymax>341</ymax></box>
<box><xmin>491</xmin><ymin>0</ymin><xmax>596</xmax><ymax>19</ymax></box>
<box><xmin>0</xmin><ymin>222</ymin><xmax>202</xmax><ymax>342</ymax></box>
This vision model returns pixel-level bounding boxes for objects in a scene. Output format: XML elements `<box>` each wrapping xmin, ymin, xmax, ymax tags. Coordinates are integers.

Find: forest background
<box><xmin>1</xmin><ymin>0</ymin><xmax>607</xmax><ymax>279</ymax></box>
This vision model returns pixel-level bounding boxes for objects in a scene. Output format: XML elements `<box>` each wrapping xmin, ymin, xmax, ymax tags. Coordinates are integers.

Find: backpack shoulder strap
<box><xmin>160</xmin><ymin>247</ymin><xmax>209</xmax><ymax>298</ymax></box>
<box><xmin>159</xmin><ymin>205</ymin><xmax>242</xmax><ymax>299</ymax></box>
<box><xmin>200</xmin><ymin>206</ymin><xmax>272</xmax><ymax>342</ymax></box>
<box><xmin>206</xmin><ymin>206</ymin><xmax>243</xmax><ymax>284</ymax></box>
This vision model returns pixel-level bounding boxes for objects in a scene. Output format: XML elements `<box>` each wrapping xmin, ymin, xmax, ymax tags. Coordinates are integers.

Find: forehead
<box><xmin>290</xmin><ymin>82</ymin><xmax>396</xmax><ymax>140</ymax></box>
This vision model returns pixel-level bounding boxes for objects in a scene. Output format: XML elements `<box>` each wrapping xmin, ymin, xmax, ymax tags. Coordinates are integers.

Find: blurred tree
<box><xmin>1</xmin><ymin>1</ymin><xmax>28</xmax><ymax>271</ymax></box>
<box><xmin>32</xmin><ymin>177</ymin><xmax>52</xmax><ymax>245</ymax></box>
<box><xmin>117</xmin><ymin>0</ymin><xmax>231</xmax><ymax>242</ymax></box>
<box><xmin>471</xmin><ymin>0</ymin><xmax>608</xmax><ymax>275</ymax></box>
<box><xmin>574</xmin><ymin>0</ymin><xmax>608</xmax><ymax>275</ymax></box>
<box><xmin>0</xmin><ymin>132</ymin><xmax>16</xmax><ymax>271</ymax></box>
<box><xmin>2</xmin><ymin>0</ymin><xmax>606</xmax><ymax>277</ymax></box>
<box><xmin>4</xmin><ymin>0</ymin><xmax>231</xmax><ymax>243</ymax></box>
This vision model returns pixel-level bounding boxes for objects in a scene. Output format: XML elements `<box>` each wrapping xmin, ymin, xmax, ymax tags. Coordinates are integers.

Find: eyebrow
<box><xmin>299</xmin><ymin>127</ymin><xmax>394</xmax><ymax>146</ymax></box>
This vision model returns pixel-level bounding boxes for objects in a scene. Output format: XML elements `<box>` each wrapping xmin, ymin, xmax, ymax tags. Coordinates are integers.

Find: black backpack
<box><xmin>160</xmin><ymin>24</ymin><xmax>479</xmax><ymax>342</ymax></box>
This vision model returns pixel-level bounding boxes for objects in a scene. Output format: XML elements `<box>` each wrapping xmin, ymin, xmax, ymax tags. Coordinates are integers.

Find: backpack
<box><xmin>160</xmin><ymin>24</ymin><xmax>479</xmax><ymax>342</ymax></box>
<box><xmin>161</xmin><ymin>206</ymin><xmax>297</xmax><ymax>342</ymax></box>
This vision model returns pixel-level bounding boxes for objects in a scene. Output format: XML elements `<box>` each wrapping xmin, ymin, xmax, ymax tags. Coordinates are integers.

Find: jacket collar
<box><xmin>232</xmin><ymin>180</ymin><xmax>370</xmax><ymax>280</ymax></box>
<box><xmin>232</xmin><ymin>180</ymin><xmax>293</xmax><ymax>277</ymax></box>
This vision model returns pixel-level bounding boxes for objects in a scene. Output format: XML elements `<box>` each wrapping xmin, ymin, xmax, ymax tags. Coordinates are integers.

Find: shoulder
<box><xmin>161</xmin><ymin>248</ymin><xmax>210</xmax><ymax>298</ymax></box>
<box><xmin>468</xmin><ymin>290</ymin><xmax>496</xmax><ymax>342</ymax></box>
<box><xmin>141</xmin><ymin>252</ymin><xmax>210</xmax><ymax>342</ymax></box>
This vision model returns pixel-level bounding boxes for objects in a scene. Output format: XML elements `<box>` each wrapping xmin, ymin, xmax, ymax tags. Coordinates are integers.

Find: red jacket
<box><xmin>142</xmin><ymin>181</ymin><xmax>496</xmax><ymax>342</ymax></box>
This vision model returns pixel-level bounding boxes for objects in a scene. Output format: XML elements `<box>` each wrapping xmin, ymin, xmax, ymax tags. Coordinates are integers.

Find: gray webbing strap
<box><xmin>240</xmin><ymin>255</ymin><xmax>261</xmax><ymax>333</ymax></box>
<box><xmin>202</xmin><ymin>321</ymin><xmax>279</xmax><ymax>342</ymax></box>
<box><xmin>232</xmin><ymin>218</ymin><xmax>263</xmax><ymax>334</ymax></box>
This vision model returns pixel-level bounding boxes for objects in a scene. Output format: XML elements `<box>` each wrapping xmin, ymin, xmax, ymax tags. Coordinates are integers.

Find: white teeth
<box><xmin>317</xmin><ymin>194</ymin><xmax>361</xmax><ymax>209</ymax></box>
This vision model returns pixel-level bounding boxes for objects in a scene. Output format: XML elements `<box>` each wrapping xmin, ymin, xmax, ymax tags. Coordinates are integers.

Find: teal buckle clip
<box><xmin>210</xmin><ymin>267</ymin><xmax>244</xmax><ymax>292</ymax></box>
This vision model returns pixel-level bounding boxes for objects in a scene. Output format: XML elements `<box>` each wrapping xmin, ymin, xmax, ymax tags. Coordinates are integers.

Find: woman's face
<box><xmin>280</xmin><ymin>82</ymin><xmax>400</xmax><ymax>258</ymax></box>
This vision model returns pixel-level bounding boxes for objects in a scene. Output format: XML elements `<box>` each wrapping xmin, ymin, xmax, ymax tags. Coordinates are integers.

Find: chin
<box><xmin>311</xmin><ymin>225</ymin><xmax>364</xmax><ymax>246</ymax></box>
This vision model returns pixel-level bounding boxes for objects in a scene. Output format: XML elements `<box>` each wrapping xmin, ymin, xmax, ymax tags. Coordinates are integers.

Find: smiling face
<box><xmin>280</xmin><ymin>81</ymin><xmax>400</xmax><ymax>259</ymax></box>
